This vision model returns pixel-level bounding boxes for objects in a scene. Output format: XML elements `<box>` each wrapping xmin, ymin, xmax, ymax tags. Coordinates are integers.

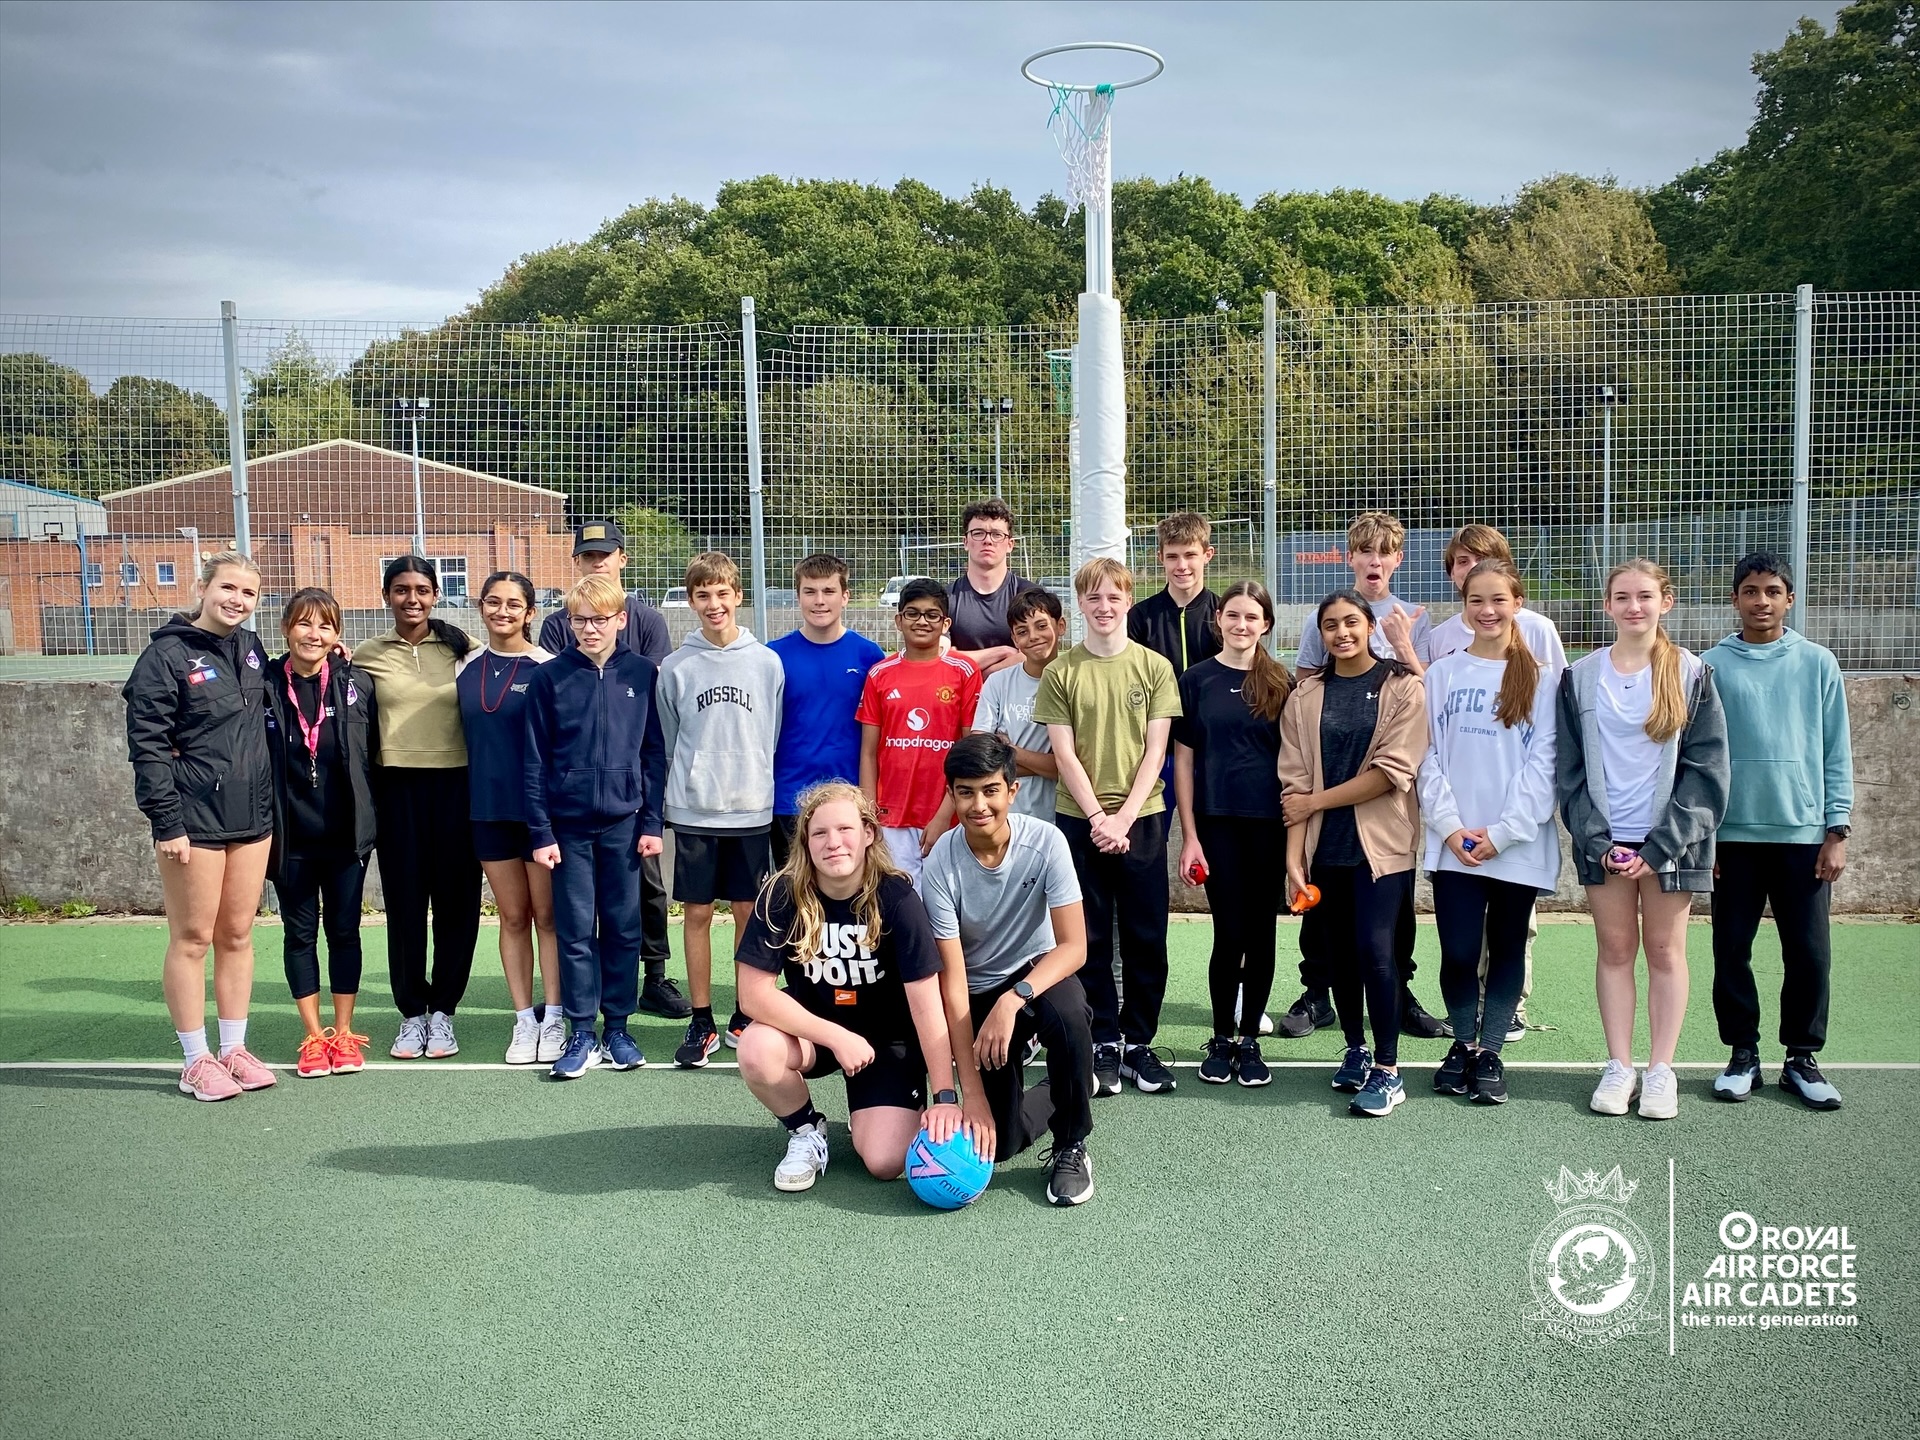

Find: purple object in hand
<box><xmin>1461</xmin><ymin>837</ymin><xmax>1477</xmax><ymax>852</ymax></box>
<box><xmin>1609</xmin><ymin>847</ymin><xmax>1638</xmax><ymax>868</ymax></box>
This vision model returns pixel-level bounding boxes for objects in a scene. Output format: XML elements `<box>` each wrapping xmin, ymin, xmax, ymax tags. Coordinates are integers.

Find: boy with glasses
<box><xmin>946</xmin><ymin>498</ymin><xmax>1045</xmax><ymax>678</ymax></box>
<box><xmin>858</xmin><ymin>579</ymin><xmax>982</xmax><ymax>886</ymax></box>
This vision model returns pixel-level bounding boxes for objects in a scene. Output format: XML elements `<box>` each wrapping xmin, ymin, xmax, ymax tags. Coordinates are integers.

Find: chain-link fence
<box><xmin>2</xmin><ymin>291</ymin><xmax>1914</xmax><ymax>676</ymax></box>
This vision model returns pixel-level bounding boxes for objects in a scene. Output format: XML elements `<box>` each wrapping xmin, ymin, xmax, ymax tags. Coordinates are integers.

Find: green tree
<box><xmin>1649</xmin><ymin>0</ymin><xmax>1919</xmax><ymax>290</ymax></box>
<box><xmin>245</xmin><ymin>334</ymin><xmax>371</xmax><ymax>456</ymax></box>
<box><xmin>96</xmin><ymin>376</ymin><xmax>225</xmax><ymax>489</ymax></box>
<box><xmin>1465</xmin><ymin>174</ymin><xmax>1676</xmax><ymax>301</ymax></box>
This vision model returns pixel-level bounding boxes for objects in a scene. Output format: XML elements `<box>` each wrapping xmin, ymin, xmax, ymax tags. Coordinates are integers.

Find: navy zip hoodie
<box><xmin>523</xmin><ymin>646</ymin><xmax>666</xmax><ymax>848</ymax></box>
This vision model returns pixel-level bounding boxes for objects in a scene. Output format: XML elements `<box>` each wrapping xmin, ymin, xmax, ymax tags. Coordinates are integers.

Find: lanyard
<box><xmin>286</xmin><ymin>659</ymin><xmax>330</xmax><ymax>786</ymax></box>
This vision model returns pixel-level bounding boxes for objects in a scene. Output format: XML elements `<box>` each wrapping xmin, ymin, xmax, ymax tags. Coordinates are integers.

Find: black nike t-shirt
<box><xmin>1172</xmin><ymin>657</ymin><xmax>1282</xmax><ymax>819</ymax></box>
<box><xmin>736</xmin><ymin>872</ymin><xmax>941</xmax><ymax>1042</ymax></box>
<box><xmin>1315</xmin><ymin>660</ymin><xmax>1389</xmax><ymax>867</ymax></box>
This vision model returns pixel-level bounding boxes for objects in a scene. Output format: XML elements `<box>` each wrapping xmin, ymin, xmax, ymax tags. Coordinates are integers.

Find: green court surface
<box><xmin>3</xmin><ymin>919</ymin><xmax>1917</xmax><ymax>1439</ymax></box>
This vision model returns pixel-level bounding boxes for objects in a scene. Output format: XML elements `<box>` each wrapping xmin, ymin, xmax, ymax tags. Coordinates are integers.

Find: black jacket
<box><xmin>123</xmin><ymin>614</ymin><xmax>275</xmax><ymax>844</ymax></box>
<box><xmin>263</xmin><ymin>655</ymin><xmax>380</xmax><ymax>878</ymax></box>
<box><xmin>1128</xmin><ymin>586</ymin><xmax>1222</xmax><ymax>678</ymax></box>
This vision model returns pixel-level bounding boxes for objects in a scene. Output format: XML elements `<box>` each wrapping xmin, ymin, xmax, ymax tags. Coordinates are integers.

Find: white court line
<box><xmin>5</xmin><ymin>1060</ymin><xmax>1919</xmax><ymax>1072</ymax></box>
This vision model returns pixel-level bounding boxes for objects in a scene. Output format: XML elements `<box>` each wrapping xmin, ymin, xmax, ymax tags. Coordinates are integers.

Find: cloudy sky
<box><xmin>1</xmin><ymin>0</ymin><xmax>1842</xmax><ymax>321</ymax></box>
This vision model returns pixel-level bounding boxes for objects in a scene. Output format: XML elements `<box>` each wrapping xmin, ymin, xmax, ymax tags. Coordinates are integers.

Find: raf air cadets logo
<box><xmin>1126</xmin><ymin>683</ymin><xmax>1147</xmax><ymax>708</ymax></box>
<box><xmin>1529</xmin><ymin>1166</ymin><xmax>1653</xmax><ymax>1347</ymax></box>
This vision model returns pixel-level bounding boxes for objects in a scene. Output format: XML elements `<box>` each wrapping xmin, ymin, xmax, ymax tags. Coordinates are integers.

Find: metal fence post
<box><xmin>1262</xmin><ymin>291</ymin><xmax>1278</xmax><ymax>614</ymax></box>
<box><xmin>219</xmin><ymin>301</ymin><xmax>252</xmax><ymax>564</ymax></box>
<box><xmin>1791</xmin><ymin>283</ymin><xmax>1813</xmax><ymax>633</ymax></box>
<box><xmin>741</xmin><ymin>296</ymin><xmax>769</xmax><ymax>634</ymax></box>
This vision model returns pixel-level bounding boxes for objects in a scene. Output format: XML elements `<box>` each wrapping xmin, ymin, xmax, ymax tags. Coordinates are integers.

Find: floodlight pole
<box><xmin>1262</xmin><ymin>291</ymin><xmax>1278</xmax><ymax>611</ymax></box>
<box><xmin>1599</xmin><ymin>385</ymin><xmax>1617</xmax><ymax>576</ymax></box>
<box><xmin>219</xmin><ymin>301</ymin><xmax>253</xmax><ymax>564</ymax></box>
<box><xmin>395</xmin><ymin>398</ymin><xmax>430</xmax><ymax>558</ymax></box>
<box><xmin>981</xmin><ymin>397</ymin><xmax>1012</xmax><ymax>496</ymax></box>
<box><xmin>1791</xmin><ymin>283</ymin><xmax>1813</xmax><ymax>633</ymax></box>
<box><xmin>742</xmin><ymin>296</ymin><xmax>769</xmax><ymax>633</ymax></box>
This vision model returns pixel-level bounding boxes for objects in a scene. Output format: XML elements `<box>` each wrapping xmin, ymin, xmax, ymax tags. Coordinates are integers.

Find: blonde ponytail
<box><xmin>1463</xmin><ymin>560</ymin><xmax>1539</xmax><ymax>728</ymax></box>
<box><xmin>1605</xmin><ymin>559</ymin><xmax>1687</xmax><ymax>743</ymax></box>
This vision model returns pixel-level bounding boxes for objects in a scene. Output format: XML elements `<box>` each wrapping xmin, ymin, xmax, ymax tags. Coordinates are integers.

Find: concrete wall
<box><xmin>2</xmin><ymin>677</ymin><xmax>1915</xmax><ymax>915</ymax></box>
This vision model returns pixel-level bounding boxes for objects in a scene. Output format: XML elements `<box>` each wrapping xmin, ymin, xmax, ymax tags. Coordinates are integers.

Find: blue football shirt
<box><xmin>769</xmin><ymin>628</ymin><xmax>885</xmax><ymax>816</ymax></box>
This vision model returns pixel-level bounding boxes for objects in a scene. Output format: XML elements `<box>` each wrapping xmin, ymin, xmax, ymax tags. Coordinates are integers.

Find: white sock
<box><xmin>516</xmin><ymin>1006</ymin><xmax>537</xmax><ymax>1025</ymax></box>
<box><xmin>217</xmin><ymin>1017</ymin><xmax>247</xmax><ymax>1057</ymax></box>
<box><xmin>178</xmin><ymin>1027</ymin><xmax>210</xmax><ymax>1067</ymax></box>
<box><xmin>542</xmin><ymin>1004</ymin><xmax>563</xmax><ymax>1023</ymax></box>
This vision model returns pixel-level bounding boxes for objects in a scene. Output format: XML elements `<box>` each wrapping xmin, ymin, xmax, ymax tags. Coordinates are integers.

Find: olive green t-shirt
<box><xmin>1032</xmin><ymin>641</ymin><xmax>1182</xmax><ymax>820</ymax></box>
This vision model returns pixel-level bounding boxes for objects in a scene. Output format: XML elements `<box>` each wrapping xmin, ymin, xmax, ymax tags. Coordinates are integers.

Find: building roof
<box><xmin>100</xmin><ymin>437</ymin><xmax>567</xmax><ymax>503</ymax></box>
<box><xmin>1</xmin><ymin>478</ymin><xmax>109</xmax><ymax>508</ymax></box>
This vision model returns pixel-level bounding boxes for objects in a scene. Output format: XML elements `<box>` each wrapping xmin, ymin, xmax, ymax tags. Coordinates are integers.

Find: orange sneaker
<box><xmin>329</xmin><ymin>1029</ymin><xmax>369</xmax><ymax>1074</ymax></box>
<box><xmin>180</xmin><ymin>1053</ymin><xmax>242</xmax><ymax>1102</ymax></box>
<box><xmin>296</xmin><ymin>1030</ymin><xmax>335</xmax><ymax>1079</ymax></box>
<box><xmin>222</xmin><ymin>1045</ymin><xmax>278</xmax><ymax>1091</ymax></box>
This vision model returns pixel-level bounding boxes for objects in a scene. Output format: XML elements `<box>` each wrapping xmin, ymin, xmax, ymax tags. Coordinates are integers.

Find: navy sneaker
<box><xmin>1780</xmin><ymin>1053</ymin><xmax>1842</xmax><ymax>1110</ymax></box>
<box><xmin>1332</xmin><ymin>1045</ymin><xmax>1372</xmax><ymax>1093</ymax></box>
<box><xmin>675</xmin><ymin>1015</ymin><xmax>720</xmax><ymax>1069</ymax></box>
<box><xmin>1197</xmin><ymin>1036</ymin><xmax>1235</xmax><ymax>1085</ymax></box>
<box><xmin>601</xmin><ymin>1027</ymin><xmax>647</xmax><ymax>1071</ymax></box>
<box><xmin>1433</xmin><ymin>1040</ymin><xmax>1473</xmax><ymax>1095</ymax></box>
<box><xmin>1233</xmin><ymin>1038</ymin><xmax>1272</xmax><ymax>1088</ymax></box>
<box><xmin>1350</xmin><ymin>1068</ymin><xmax>1406</xmax><ymax>1116</ymax></box>
<box><xmin>1712</xmin><ymin>1047</ymin><xmax>1763</xmax><ymax>1101</ymax></box>
<box><xmin>1469</xmin><ymin>1048</ymin><xmax>1508</xmax><ymax>1105</ymax></box>
<box><xmin>550</xmin><ymin>1026</ymin><xmax>601</xmax><ymax>1081</ymax></box>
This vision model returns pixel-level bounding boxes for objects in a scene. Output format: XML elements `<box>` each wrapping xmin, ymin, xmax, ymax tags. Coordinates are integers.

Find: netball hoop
<box><xmin>1023</xmin><ymin>41</ymin><xmax>1162</xmax><ymax>574</ymax></box>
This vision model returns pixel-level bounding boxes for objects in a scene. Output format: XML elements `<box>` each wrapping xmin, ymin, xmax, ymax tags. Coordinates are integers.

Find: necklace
<box><xmin>480</xmin><ymin>652</ymin><xmax>525</xmax><ymax>713</ymax></box>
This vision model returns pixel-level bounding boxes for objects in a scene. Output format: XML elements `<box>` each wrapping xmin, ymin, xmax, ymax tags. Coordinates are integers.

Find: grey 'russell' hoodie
<box><xmin>656</xmin><ymin>628</ymin><xmax>784</xmax><ymax>830</ymax></box>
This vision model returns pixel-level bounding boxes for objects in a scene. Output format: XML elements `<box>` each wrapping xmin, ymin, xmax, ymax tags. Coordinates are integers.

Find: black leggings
<box><xmin>1300</xmin><ymin>862</ymin><xmax>1408</xmax><ymax>1066</ymax></box>
<box><xmin>1433</xmin><ymin>870</ymin><xmax>1533</xmax><ymax>1051</ymax></box>
<box><xmin>1195</xmin><ymin>813</ymin><xmax>1284</xmax><ymax>1037</ymax></box>
<box><xmin>374</xmin><ymin>766</ymin><xmax>482</xmax><ymax>1018</ymax></box>
<box><xmin>280</xmin><ymin>849</ymin><xmax>367</xmax><ymax>999</ymax></box>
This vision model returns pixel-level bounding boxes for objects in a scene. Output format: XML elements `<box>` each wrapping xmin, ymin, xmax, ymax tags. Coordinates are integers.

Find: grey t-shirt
<box><xmin>922</xmin><ymin>813</ymin><xmax>1082</xmax><ymax>993</ymax></box>
<box><xmin>1296</xmin><ymin>592</ymin><xmax>1431</xmax><ymax>669</ymax></box>
<box><xmin>972</xmin><ymin>664</ymin><xmax>1056</xmax><ymax>819</ymax></box>
<box><xmin>946</xmin><ymin>570</ymin><xmax>1044</xmax><ymax>652</ymax></box>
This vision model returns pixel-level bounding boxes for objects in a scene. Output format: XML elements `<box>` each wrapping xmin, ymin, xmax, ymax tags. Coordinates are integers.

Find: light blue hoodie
<box><xmin>1699</xmin><ymin>629</ymin><xmax>1852</xmax><ymax>845</ymax></box>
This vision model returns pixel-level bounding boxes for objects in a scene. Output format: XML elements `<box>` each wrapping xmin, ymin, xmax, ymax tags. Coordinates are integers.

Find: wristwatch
<box><xmin>932</xmin><ymin>1088</ymin><xmax>960</xmax><ymax>1106</ymax></box>
<box><xmin>1826</xmin><ymin>825</ymin><xmax>1851</xmax><ymax>840</ymax></box>
<box><xmin>1012</xmin><ymin>979</ymin><xmax>1037</xmax><ymax>1011</ymax></box>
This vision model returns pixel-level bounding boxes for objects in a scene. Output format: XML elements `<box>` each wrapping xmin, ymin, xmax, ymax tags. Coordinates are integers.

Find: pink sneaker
<box><xmin>222</xmin><ymin>1045</ymin><xmax>278</xmax><ymax>1091</ymax></box>
<box><xmin>180</xmin><ymin>1053</ymin><xmax>242</xmax><ymax>1102</ymax></box>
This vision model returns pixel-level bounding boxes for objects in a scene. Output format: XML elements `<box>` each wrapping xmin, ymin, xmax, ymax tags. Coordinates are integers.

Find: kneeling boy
<box><xmin>923</xmin><ymin>735</ymin><xmax>1094</xmax><ymax>1206</ymax></box>
<box><xmin>733</xmin><ymin>782</ymin><xmax>974</xmax><ymax>1192</ymax></box>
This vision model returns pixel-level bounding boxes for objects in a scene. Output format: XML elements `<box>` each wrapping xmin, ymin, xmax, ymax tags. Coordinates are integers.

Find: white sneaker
<box><xmin>1233</xmin><ymin>988</ymin><xmax>1276</xmax><ymax>1037</ymax></box>
<box><xmin>1590</xmin><ymin>1058</ymin><xmax>1637</xmax><ymax>1115</ymax></box>
<box><xmin>505</xmin><ymin>1015</ymin><xmax>541</xmax><ymax>1065</ymax></box>
<box><xmin>1639</xmin><ymin>1062</ymin><xmax>1679</xmax><ymax>1121</ymax></box>
<box><xmin>774</xmin><ymin>1121</ymin><xmax>830</xmax><ymax>1192</ymax></box>
<box><xmin>536</xmin><ymin>1009</ymin><xmax>567</xmax><ymax>1064</ymax></box>
<box><xmin>426</xmin><ymin>1011</ymin><xmax>459</xmax><ymax>1058</ymax></box>
<box><xmin>390</xmin><ymin>1014</ymin><xmax>429</xmax><ymax>1059</ymax></box>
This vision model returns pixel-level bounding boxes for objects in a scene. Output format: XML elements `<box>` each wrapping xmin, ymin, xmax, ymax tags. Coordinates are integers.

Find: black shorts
<box><xmin>769</xmin><ymin>814</ymin><xmax>797</xmax><ymax>870</ymax></box>
<box><xmin>803</xmin><ymin>1036</ymin><xmax>928</xmax><ymax>1114</ymax></box>
<box><xmin>671</xmin><ymin>827</ymin><xmax>772</xmax><ymax>904</ymax></box>
<box><xmin>188</xmin><ymin>832</ymin><xmax>272</xmax><ymax>852</ymax></box>
<box><xmin>472</xmin><ymin>820</ymin><xmax>534</xmax><ymax>864</ymax></box>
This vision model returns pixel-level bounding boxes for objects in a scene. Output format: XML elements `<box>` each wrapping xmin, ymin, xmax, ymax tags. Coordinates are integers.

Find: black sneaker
<box><xmin>723</xmin><ymin>1011</ymin><xmax>750</xmax><ymax>1049</ymax></box>
<box><xmin>1043</xmin><ymin>1141</ymin><xmax>1095</xmax><ymax>1206</ymax></box>
<box><xmin>1197</xmin><ymin>1035</ymin><xmax>1235</xmax><ymax>1085</ymax></box>
<box><xmin>637</xmin><ymin>974</ymin><xmax>692</xmax><ymax>1019</ymax></box>
<box><xmin>1276</xmin><ymin>988</ymin><xmax>1335</xmax><ymax>1039</ymax></box>
<box><xmin>1712</xmin><ymin>1046</ymin><xmax>1763</xmax><ymax>1101</ymax></box>
<box><xmin>1120</xmin><ymin>1045</ymin><xmax>1177</xmax><ymax>1094</ymax></box>
<box><xmin>1091</xmin><ymin>1042</ymin><xmax>1123</xmax><ymax>1098</ymax></box>
<box><xmin>1780</xmin><ymin>1052</ymin><xmax>1842</xmax><ymax>1110</ymax></box>
<box><xmin>1400</xmin><ymin>988</ymin><xmax>1453</xmax><ymax>1040</ymax></box>
<box><xmin>1433</xmin><ymin>1040</ymin><xmax>1473</xmax><ymax>1095</ymax></box>
<box><xmin>1332</xmin><ymin>1044</ymin><xmax>1372</xmax><ymax>1093</ymax></box>
<box><xmin>1469</xmin><ymin>1048</ymin><xmax>1508</xmax><ymax>1105</ymax></box>
<box><xmin>1233</xmin><ymin>1038</ymin><xmax>1272</xmax><ymax>1088</ymax></box>
<box><xmin>674</xmin><ymin>1015</ymin><xmax>720</xmax><ymax>1069</ymax></box>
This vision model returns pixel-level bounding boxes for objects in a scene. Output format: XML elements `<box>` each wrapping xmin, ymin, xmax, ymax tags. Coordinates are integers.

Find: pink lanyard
<box><xmin>286</xmin><ymin>659</ymin><xmax>331</xmax><ymax>786</ymax></box>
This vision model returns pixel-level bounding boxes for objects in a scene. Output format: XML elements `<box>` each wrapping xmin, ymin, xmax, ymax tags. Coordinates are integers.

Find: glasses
<box><xmin>899</xmin><ymin>607</ymin><xmax>946</xmax><ymax>624</ymax></box>
<box><xmin>482</xmin><ymin>599</ymin><xmax>527</xmax><ymax>614</ymax></box>
<box><xmin>569</xmin><ymin>613</ymin><xmax>622</xmax><ymax>631</ymax></box>
<box><xmin>965</xmin><ymin>528</ymin><xmax>1013</xmax><ymax>544</ymax></box>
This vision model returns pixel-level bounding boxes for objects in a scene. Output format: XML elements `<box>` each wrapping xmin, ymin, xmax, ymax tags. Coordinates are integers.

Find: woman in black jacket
<box><xmin>264</xmin><ymin>587</ymin><xmax>380</xmax><ymax>1080</ymax></box>
<box><xmin>122</xmin><ymin>550</ymin><xmax>279</xmax><ymax>1103</ymax></box>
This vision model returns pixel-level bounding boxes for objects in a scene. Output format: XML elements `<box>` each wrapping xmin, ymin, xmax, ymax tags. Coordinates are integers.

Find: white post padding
<box><xmin>1076</xmin><ymin>290</ymin><xmax>1128</xmax><ymax>565</ymax></box>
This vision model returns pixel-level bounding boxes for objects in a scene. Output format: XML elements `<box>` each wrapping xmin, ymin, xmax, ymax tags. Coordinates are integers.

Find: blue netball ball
<box><xmin>905</xmin><ymin>1127</ymin><xmax>993</xmax><ymax>1210</ymax></box>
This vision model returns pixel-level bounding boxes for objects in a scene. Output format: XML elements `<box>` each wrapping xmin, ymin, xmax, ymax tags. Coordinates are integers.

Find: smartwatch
<box><xmin>1826</xmin><ymin>825</ymin><xmax>1852</xmax><ymax>840</ymax></box>
<box><xmin>932</xmin><ymin>1088</ymin><xmax>960</xmax><ymax>1106</ymax></box>
<box><xmin>1013</xmin><ymin>979</ymin><xmax>1037</xmax><ymax>1009</ymax></box>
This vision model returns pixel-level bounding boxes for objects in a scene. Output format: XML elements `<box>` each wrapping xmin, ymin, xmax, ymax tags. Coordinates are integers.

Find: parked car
<box><xmin>661</xmin><ymin>586</ymin><xmax>690</xmax><ymax>608</ymax></box>
<box><xmin>878</xmin><ymin>575</ymin><xmax>930</xmax><ymax>609</ymax></box>
<box><xmin>763</xmin><ymin>587</ymin><xmax>798</xmax><ymax>609</ymax></box>
<box><xmin>534</xmin><ymin>587</ymin><xmax>564</xmax><ymax>609</ymax></box>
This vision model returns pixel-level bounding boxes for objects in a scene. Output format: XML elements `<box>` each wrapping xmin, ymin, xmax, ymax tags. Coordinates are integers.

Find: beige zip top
<box><xmin>353</xmin><ymin>629</ymin><xmax>468</xmax><ymax>768</ymax></box>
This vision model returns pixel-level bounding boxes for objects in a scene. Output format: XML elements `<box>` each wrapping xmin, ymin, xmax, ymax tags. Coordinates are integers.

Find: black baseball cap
<box><xmin>572</xmin><ymin>518</ymin><xmax>627</xmax><ymax>556</ymax></box>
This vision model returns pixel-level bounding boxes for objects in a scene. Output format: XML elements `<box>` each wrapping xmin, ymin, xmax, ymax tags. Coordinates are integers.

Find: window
<box><xmin>120</xmin><ymin>562</ymin><xmax>140</xmax><ymax>588</ymax></box>
<box><xmin>84</xmin><ymin>561</ymin><xmax>103</xmax><ymax>588</ymax></box>
<box><xmin>377</xmin><ymin>555</ymin><xmax>467</xmax><ymax>599</ymax></box>
<box><xmin>155</xmin><ymin>561</ymin><xmax>177</xmax><ymax>586</ymax></box>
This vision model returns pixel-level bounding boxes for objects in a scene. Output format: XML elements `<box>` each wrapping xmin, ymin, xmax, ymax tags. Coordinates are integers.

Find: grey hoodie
<box><xmin>656</xmin><ymin>628</ymin><xmax>784</xmax><ymax>830</ymax></box>
<box><xmin>1556</xmin><ymin>646</ymin><xmax>1729</xmax><ymax>893</ymax></box>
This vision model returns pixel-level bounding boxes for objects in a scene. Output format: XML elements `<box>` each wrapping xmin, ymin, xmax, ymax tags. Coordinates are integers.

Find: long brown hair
<box><xmin>760</xmin><ymin>782</ymin><xmax>902</xmax><ymax>965</ymax></box>
<box><xmin>1461</xmin><ymin>560</ymin><xmax>1539</xmax><ymax>728</ymax></box>
<box><xmin>1213</xmin><ymin>579</ymin><xmax>1293</xmax><ymax>721</ymax></box>
<box><xmin>1605</xmin><ymin>558</ymin><xmax>1687</xmax><ymax>743</ymax></box>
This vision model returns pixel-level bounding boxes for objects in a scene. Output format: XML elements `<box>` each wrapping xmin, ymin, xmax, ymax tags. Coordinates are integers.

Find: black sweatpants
<box><xmin>969</xmin><ymin>970</ymin><xmax>1095</xmax><ymax>1162</ymax></box>
<box><xmin>1433</xmin><ymin>870</ymin><xmax>1533</xmax><ymax>1052</ymax></box>
<box><xmin>1057</xmin><ymin>811</ymin><xmax>1170</xmax><ymax>1048</ymax></box>
<box><xmin>280</xmin><ymin>848</ymin><xmax>367</xmax><ymax>1000</ymax></box>
<box><xmin>1300</xmin><ymin>862</ymin><xmax>1407</xmax><ymax>1066</ymax></box>
<box><xmin>641</xmin><ymin>852</ymin><xmax>670</xmax><ymax>982</ymax></box>
<box><xmin>1194</xmin><ymin>813</ymin><xmax>1284</xmax><ymax>1037</ymax></box>
<box><xmin>374</xmin><ymin>766</ymin><xmax>482</xmax><ymax>1019</ymax></box>
<box><xmin>1711</xmin><ymin>841</ymin><xmax>1832</xmax><ymax>1053</ymax></box>
<box><xmin>1299</xmin><ymin>867</ymin><xmax>1419</xmax><ymax>991</ymax></box>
